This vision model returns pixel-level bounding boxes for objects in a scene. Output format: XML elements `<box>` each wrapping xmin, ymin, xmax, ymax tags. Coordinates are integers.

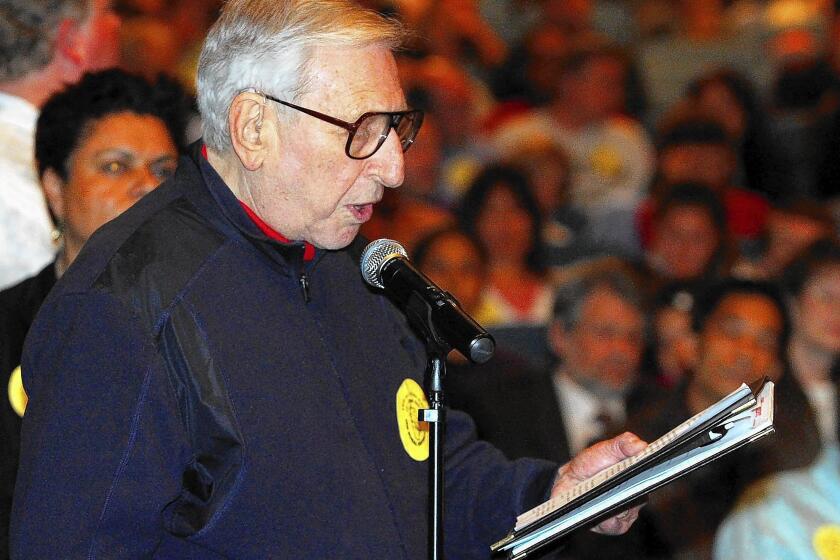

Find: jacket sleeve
<box><xmin>443</xmin><ymin>406</ymin><xmax>558</xmax><ymax>559</ymax></box>
<box><xmin>10</xmin><ymin>291</ymin><xmax>190</xmax><ymax>559</ymax></box>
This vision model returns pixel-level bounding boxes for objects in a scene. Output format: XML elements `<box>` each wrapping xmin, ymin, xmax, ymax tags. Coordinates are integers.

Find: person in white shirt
<box><xmin>491</xmin><ymin>42</ymin><xmax>655</xmax><ymax>258</ymax></box>
<box><xmin>0</xmin><ymin>0</ymin><xmax>120</xmax><ymax>289</ymax></box>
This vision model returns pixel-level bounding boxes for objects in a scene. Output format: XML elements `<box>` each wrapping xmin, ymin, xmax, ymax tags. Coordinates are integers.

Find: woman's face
<box><xmin>475</xmin><ymin>183</ymin><xmax>534</xmax><ymax>266</ymax></box>
<box><xmin>47</xmin><ymin>112</ymin><xmax>178</xmax><ymax>253</ymax></box>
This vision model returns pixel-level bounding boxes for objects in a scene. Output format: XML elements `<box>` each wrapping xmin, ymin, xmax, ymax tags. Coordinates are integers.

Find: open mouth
<box><xmin>349</xmin><ymin>203</ymin><xmax>374</xmax><ymax>222</ymax></box>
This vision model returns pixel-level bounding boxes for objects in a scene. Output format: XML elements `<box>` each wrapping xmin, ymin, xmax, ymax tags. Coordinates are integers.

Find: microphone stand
<box><xmin>403</xmin><ymin>291</ymin><xmax>452</xmax><ymax>560</ymax></box>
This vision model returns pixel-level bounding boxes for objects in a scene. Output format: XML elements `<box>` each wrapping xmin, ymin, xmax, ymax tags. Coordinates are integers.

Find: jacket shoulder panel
<box><xmin>93</xmin><ymin>196</ymin><xmax>229</xmax><ymax>333</ymax></box>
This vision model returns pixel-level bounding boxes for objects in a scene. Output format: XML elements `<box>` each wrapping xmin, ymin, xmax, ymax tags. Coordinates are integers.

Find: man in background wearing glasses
<box><xmin>10</xmin><ymin>0</ymin><xmax>644</xmax><ymax>557</ymax></box>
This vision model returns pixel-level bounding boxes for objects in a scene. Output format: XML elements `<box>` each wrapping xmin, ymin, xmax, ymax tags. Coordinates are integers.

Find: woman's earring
<box><xmin>51</xmin><ymin>221</ymin><xmax>64</xmax><ymax>245</ymax></box>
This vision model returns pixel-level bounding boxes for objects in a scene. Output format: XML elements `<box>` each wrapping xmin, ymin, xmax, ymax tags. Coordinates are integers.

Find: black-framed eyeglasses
<box><xmin>262</xmin><ymin>93</ymin><xmax>424</xmax><ymax>160</ymax></box>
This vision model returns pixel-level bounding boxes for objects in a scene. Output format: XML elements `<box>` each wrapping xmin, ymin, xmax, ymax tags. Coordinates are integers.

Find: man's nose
<box><xmin>367</xmin><ymin>128</ymin><xmax>405</xmax><ymax>188</ymax></box>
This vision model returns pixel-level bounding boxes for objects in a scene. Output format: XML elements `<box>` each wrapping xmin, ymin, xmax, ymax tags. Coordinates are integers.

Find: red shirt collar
<box><xmin>238</xmin><ymin>201</ymin><xmax>315</xmax><ymax>261</ymax></box>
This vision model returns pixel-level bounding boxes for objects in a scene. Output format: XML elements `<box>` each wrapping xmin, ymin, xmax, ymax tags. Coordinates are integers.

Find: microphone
<box><xmin>360</xmin><ymin>238</ymin><xmax>495</xmax><ymax>364</ymax></box>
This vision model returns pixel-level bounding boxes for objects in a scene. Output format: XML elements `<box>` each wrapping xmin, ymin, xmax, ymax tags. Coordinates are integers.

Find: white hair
<box><xmin>197</xmin><ymin>0</ymin><xmax>405</xmax><ymax>152</ymax></box>
<box><xmin>0</xmin><ymin>0</ymin><xmax>89</xmax><ymax>81</ymax></box>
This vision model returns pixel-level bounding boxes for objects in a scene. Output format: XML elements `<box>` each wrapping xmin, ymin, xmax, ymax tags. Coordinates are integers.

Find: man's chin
<box><xmin>309</xmin><ymin>225</ymin><xmax>361</xmax><ymax>251</ymax></box>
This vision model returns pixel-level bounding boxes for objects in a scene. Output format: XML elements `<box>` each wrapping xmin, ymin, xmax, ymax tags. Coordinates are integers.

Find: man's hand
<box><xmin>550</xmin><ymin>432</ymin><xmax>648</xmax><ymax>535</ymax></box>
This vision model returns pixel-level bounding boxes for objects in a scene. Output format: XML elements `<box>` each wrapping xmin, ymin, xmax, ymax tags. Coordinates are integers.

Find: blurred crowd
<box><xmin>2</xmin><ymin>0</ymin><xmax>840</xmax><ymax>559</ymax></box>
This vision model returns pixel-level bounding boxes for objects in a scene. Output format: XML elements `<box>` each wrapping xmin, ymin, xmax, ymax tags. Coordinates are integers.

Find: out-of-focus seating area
<box><xmin>378</xmin><ymin>1</ymin><xmax>840</xmax><ymax>558</ymax></box>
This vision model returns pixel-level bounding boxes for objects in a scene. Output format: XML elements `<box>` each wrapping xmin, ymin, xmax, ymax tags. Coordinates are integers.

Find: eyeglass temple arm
<box><xmin>263</xmin><ymin>94</ymin><xmax>359</xmax><ymax>133</ymax></box>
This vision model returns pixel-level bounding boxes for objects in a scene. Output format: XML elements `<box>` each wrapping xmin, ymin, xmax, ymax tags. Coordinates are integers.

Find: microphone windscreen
<box><xmin>360</xmin><ymin>238</ymin><xmax>408</xmax><ymax>288</ymax></box>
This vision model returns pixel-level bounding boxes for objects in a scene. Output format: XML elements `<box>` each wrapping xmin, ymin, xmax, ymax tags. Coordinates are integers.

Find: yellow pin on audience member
<box><xmin>814</xmin><ymin>525</ymin><xmax>840</xmax><ymax>560</ymax></box>
<box><xmin>8</xmin><ymin>365</ymin><xmax>28</xmax><ymax>417</ymax></box>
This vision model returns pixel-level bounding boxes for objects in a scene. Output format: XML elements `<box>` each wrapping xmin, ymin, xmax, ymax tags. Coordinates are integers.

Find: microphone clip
<box><xmin>403</xmin><ymin>289</ymin><xmax>454</xmax><ymax>361</ymax></box>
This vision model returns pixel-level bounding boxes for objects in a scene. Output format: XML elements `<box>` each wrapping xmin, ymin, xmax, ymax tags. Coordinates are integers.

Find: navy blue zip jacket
<box><xmin>10</xmin><ymin>145</ymin><xmax>557</xmax><ymax>559</ymax></box>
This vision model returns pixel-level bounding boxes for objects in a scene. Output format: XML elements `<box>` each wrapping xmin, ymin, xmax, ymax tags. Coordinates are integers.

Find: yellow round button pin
<box><xmin>8</xmin><ymin>365</ymin><xmax>28</xmax><ymax>417</ymax></box>
<box><xmin>396</xmin><ymin>378</ymin><xmax>430</xmax><ymax>461</ymax></box>
<box><xmin>814</xmin><ymin>524</ymin><xmax>840</xmax><ymax>560</ymax></box>
<box><xmin>590</xmin><ymin>144</ymin><xmax>623</xmax><ymax>180</ymax></box>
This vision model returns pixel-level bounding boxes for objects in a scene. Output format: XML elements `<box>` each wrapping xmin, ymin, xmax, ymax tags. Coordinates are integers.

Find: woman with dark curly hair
<box><xmin>0</xmin><ymin>68</ymin><xmax>189</xmax><ymax>556</ymax></box>
<box><xmin>34</xmin><ymin>69</ymin><xmax>189</xmax><ymax>273</ymax></box>
<box><xmin>457</xmin><ymin>163</ymin><xmax>553</xmax><ymax>327</ymax></box>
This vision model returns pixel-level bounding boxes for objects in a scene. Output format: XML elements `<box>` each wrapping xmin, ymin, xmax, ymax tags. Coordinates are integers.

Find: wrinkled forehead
<box><xmin>299</xmin><ymin>44</ymin><xmax>405</xmax><ymax>111</ymax></box>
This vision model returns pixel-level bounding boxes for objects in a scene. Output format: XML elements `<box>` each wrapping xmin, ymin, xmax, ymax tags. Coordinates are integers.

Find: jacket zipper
<box><xmin>299</xmin><ymin>271</ymin><xmax>311</xmax><ymax>303</ymax></box>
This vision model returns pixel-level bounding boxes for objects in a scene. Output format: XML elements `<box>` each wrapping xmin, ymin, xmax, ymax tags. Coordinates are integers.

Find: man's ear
<box><xmin>42</xmin><ymin>168</ymin><xmax>67</xmax><ymax>223</ymax></box>
<box><xmin>229</xmin><ymin>92</ymin><xmax>270</xmax><ymax>172</ymax></box>
<box><xmin>53</xmin><ymin>18</ymin><xmax>86</xmax><ymax>82</ymax></box>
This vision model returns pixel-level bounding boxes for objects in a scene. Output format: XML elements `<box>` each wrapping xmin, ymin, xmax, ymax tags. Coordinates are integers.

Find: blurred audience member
<box><xmin>783</xmin><ymin>239</ymin><xmax>840</xmax><ymax>446</ymax></box>
<box><xmin>412</xmin><ymin>223</ymin><xmax>554</xmax><ymax>373</ymax></box>
<box><xmin>447</xmin><ymin>264</ymin><xmax>651</xmax><ymax>460</ymax></box>
<box><xmin>539</xmin><ymin>0</ymin><xmax>639</xmax><ymax>47</ymax></box>
<box><xmin>645</xmin><ymin>182</ymin><xmax>735</xmax><ymax>294</ymax></box>
<box><xmin>628</xmin><ymin>278</ymin><xmax>821</xmax><ymax>559</ymax></box>
<box><xmin>413</xmin><ymin>226</ymin><xmax>488</xmax><ymax>318</ymax></box>
<box><xmin>547</xmin><ymin>266</ymin><xmax>653</xmax><ymax>456</ymax></box>
<box><xmin>114</xmin><ymin>0</ymin><xmax>165</xmax><ymax>16</ymax></box>
<box><xmin>714</xmin><ymin>376</ymin><xmax>840</xmax><ymax>560</ymax></box>
<box><xmin>768</xmin><ymin>50</ymin><xmax>839</xmax><ymax>198</ymax></box>
<box><xmin>0</xmin><ymin>0</ymin><xmax>121</xmax><ymax>290</ymax></box>
<box><xmin>734</xmin><ymin>197</ymin><xmax>837</xmax><ymax>280</ymax></box>
<box><xmin>413</xmin><ymin>0</ymin><xmax>507</xmax><ymax>79</ymax></box>
<box><xmin>0</xmin><ymin>69</ymin><xmax>189</xmax><ymax>559</ymax></box>
<box><xmin>634</xmin><ymin>0</ymin><xmax>678</xmax><ymax>40</ymax></box>
<box><xmin>494</xmin><ymin>42</ymin><xmax>654</xmax><ymax>257</ymax></box>
<box><xmin>119</xmin><ymin>16</ymin><xmax>180</xmax><ymax>82</ymax></box>
<box><xmin>541</xmin><ymin>0</ymin><xmax>597</xmax><ymax>38</ymax></box>
<box><xmin>401</xmin><ymin>57</ymin><xmax>494</xmax><ymax>204</ymax></box>
<box><xmin>477</xmin><ymin>0</ymin><xmax>542</xmax><ymax>47</ymax></box>
<box><xmin>395</xmin><ymin>111</ymin><xmax>446</xmax><ymax>202</ymax></box>
<box><xmin>490</xmin><ymin>22</ymin><xmax>569</xmax><ymax>106</ymax></box>
<box><xmin>637</xmin><ymin>0</ymin><xmax>764</xmax><ymax>125</ymax></box>
<box><xmin>648</xmin><ymin>281</ymin><xmax>700</xmax><ymax>389</ymax></box>
<box><xmin>360</xmin><ymin>113</ymin><xmax>455</xmax><ymax>251</ymax></box>
<box><xmin>166</xmin><ymin>0</ymin><xmax>223</xmax><ymax>92</ymax></box>
<box><xmin>458</xmin><ymin>164</ymin><xmax>552</xmax><ymax>327</ymax></box>
<box><xmin>687</xmin><ymin>69</ymin><xmax>783</xmax><ymax>198</ymax></box>
<box><xmin>505</xmin><ymin>142</ymin><xmax>599</xmax><ymax>268</ymax></box>
<box><xmin>446</xmin><ymin>264</ymin><xmax>667</xmax><ymax>559</ymax></box>
<box><xmin>639</xmin><ymin>117</ymin><xmax>769</xmax><ymax>248</ymax></box>
<box><xmin>538</xmin><ymin>0</ymin><xmax>648</xmax><ymax>116</ymax></box>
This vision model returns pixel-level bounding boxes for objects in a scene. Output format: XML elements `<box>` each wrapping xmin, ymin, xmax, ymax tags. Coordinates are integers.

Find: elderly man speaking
<box><xmin>10</xmin><ymin>0</ymin><xmax>645</xmax><ymax>557</ymax></box>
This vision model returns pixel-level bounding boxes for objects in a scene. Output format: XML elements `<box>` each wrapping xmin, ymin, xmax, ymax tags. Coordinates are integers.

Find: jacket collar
<box><xmin>187</xmin><ymin>141</ymin><xmax>318</xmax><ymax>267</ymax></box>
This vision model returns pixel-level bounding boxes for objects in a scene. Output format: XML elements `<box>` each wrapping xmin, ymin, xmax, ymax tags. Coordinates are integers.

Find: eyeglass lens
<box><xmin>348</xmin><ymin>112</ymin><xmax>422</xmax><ymax>158</ymax></box>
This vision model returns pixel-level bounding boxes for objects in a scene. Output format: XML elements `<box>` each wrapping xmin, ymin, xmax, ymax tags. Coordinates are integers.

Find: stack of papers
<box><xmin>491</xmin><ymin>378</ymin><xmax>775</xmax><ymax>559</ymax></box>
